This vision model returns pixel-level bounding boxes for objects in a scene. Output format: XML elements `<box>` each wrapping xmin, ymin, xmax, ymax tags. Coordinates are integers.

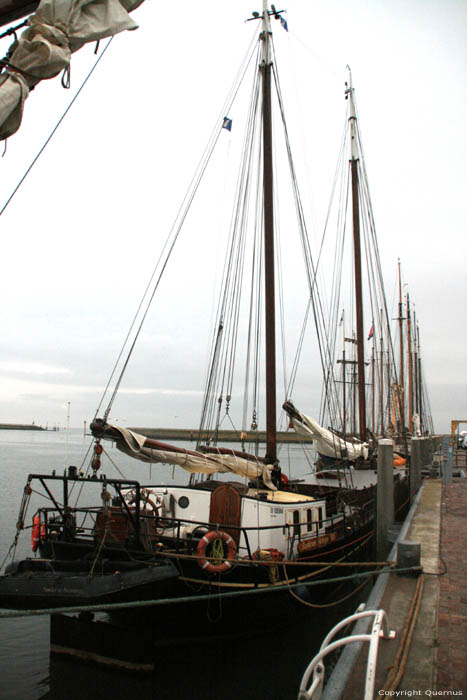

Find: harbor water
<box><xmin>0</xmin><ymin>428</ymin><xmax>360</xmax><ymax>700</ymax></box>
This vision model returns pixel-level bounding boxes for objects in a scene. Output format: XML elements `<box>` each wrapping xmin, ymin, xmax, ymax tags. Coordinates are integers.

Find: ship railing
<box><xmin>26</xmin><ymin>472</ymin><xmax>374</xmax><ymax>558</ymax></box>
<box><xmin>139</xmin><ymin>507</ymin><xmax>368</xmax><ymax>560</ymax></box>
<box><xmin>33</xmin><ymin>503</ymin><xmax>371</xmax><ymax>560</ymax></box>
<box><xmin>297</xmin><ymin>608</ymin><xmax>395</xmax><ymax>700</ymax></box>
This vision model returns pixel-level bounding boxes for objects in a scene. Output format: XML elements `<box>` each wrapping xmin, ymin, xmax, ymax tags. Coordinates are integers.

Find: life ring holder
<box><xmin>31</xmin><ymin>513</ymin><xmax>45</xmax><ymax>552</ymax></box>
<box><xmin>196</xmin><ymin>529</ymin><xmax>237</xmax><ymax>575</ymax></box>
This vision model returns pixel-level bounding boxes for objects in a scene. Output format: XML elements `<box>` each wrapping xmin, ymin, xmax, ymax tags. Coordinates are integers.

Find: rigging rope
<box><xmin>0</xmin><ymin>37</ymin><xmax>114</xmax><ymax>220</ymax></box>
<box><xmin>271</xmin><ymin>48</ymin><xmax>343</xmax><ymax>443</ymax></box>
<box><xmin>97</xmin><ymin>28</ymin><xmax>259</xmax><ymax>425</ymax></box>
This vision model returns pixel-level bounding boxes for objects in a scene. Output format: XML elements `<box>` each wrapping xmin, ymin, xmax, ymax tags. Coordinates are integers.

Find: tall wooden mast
<box><xmin>347</xmin><ymin>73</ymin><xmax>367</xmax><ymax>442</ymax></box>
<box><xmin>416</xmin><ymin>321</ymin><xmax>423</xmax><ymax>432</ymax></box>
<box><xmin>371</xmin><ymin>343</ymin><xmax>375</xmax><ymax>432</ymax></box>
<box><xmin>407</xmin><ymin>292</ymin><xmax>414</xmax><ymax>434</ymax></box>
<box><xmin>261</xmin><ymin>2</ymin><xmax>277</xmax><ymax>464</ymax></box>
<box><xmin>397</xmin><ymin>260</ymin><xmax>406</xmax><ymax>434</ymax></box>
<box><xmin>413</xmin><ymin>310</ymin><xmax>419</xmax><ymax>420</ymax></box>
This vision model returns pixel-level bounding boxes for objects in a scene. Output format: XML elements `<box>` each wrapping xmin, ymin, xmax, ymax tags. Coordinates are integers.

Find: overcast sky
<box><xmin>0</xmin><ymin>0</ymin><xmax>465</xmax><ymax>434</ymax></box>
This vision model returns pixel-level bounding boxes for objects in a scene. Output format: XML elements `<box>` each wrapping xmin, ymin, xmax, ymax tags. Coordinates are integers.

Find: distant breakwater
<box><xmin>128</xmin><ymin>428</ymin><xmax>312</xmax><ymax>443</ymax></box>
<box><xmin>0</xmin><ymin>423</ymin><xmax>45</xmax><ymax>431</ymax></box>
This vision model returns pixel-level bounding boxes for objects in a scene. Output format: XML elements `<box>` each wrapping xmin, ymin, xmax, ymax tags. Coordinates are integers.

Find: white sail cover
<box><xmin>288</xmin><ymin>408</ymin><xmax>369</xmax><ymax>461</ymax></box>
<box><xmin>103</xmin><ymin>424</ymin><xmax>278</xmax><ymax>490</ymax></box>
<box><xmin>0</xmin><ymin>0</ymin><xmax>145</xmax><ymax>139</ymax></box>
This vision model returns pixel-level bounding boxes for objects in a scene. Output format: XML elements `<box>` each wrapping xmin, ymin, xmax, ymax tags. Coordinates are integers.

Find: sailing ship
<box><xmin>391</xmin><ymin>261</ymin><xmax>433</xmax><ymax>443</ymax></box>
<box><xmin>0</xmin><ymin>3</ymin><xmax>407</xmax><ymax>629</ymax></box>
<box><xmin>281</xmin><ymin>72</ymin><xmax>413</xmax><ymax>479</ymax></box>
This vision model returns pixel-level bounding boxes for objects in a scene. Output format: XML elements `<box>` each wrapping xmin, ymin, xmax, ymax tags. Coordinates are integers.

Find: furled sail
<box><xmin>0</xmin><ymin>0</ymin><xmax>145</xmax><ymax>139</ymax></box>
<box><xmin>90</xmin><ymin>420</ymin><xmax>278</xmax><ymax>490</ymax></box>
<box><xmin>283</xmin><ymin>401</ymin><xmax>369</xmax><ymax>461</ymax></box>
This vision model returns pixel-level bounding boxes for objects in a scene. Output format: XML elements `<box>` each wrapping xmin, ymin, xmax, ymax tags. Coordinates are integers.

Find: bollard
<box><xmin>376</xmin><ymin>439</ymin><xmax>394</xmax><ymax>561</ymax></box>
<box><xmin>397</xmin><ymin>540</ymin><xmax>421</xmax><ymax>576</ymax></box>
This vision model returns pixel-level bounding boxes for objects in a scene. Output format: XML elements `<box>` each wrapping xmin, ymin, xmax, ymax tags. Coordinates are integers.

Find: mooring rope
<box><xmin>0</xmin><ymin>566</ymin><xmax>420</xmax><ymax>619</ymax></box>
<box><xmin>381</xmin><ymin>573</ymin><xmax>424</xmax><ymax>692</ymax></box>
<box><xmin>282</xmin><ymin>563</ymin><xmax>371</xmax><ymax>609</ymax></box>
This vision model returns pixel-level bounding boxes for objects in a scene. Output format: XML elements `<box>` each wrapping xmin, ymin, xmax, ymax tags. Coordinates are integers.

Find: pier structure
<box><xmin>320</xmin><ymin>443</ymin><xmax>466</xmax><ymax>698</ymax></box>
<box><xmin>0</xmin><ymin>423</ymin><xmax>45</xmax><ymax>431</ymax></box>
<box><xmin>128</xmin><ymin>427</ymin><xmax>312</xmax><ymax>443</ymax></box>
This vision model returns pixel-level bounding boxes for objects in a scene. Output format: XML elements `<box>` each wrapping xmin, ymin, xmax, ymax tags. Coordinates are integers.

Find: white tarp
<box><xmin>103</xmin><ymin>424</ymin><xmax>278</xmax><ymax>490</ymax></box>
<box><xmin>0</xmin><ymin>0</ymin><xmax>145</xmax><ymax>139</ymax></box>
<box><xmin>287</xmin><ymin>407</ymin><xmax>369</xmax><ymax>461</ymax></box>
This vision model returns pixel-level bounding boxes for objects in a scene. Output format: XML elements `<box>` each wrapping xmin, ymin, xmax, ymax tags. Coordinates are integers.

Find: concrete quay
<box><xmin>321</xmin><ymin>474</ymin><xmax>466</xmax><ymax>698</ymax></box>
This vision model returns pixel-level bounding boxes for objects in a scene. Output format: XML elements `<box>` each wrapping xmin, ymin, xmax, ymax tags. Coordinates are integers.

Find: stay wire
<box><xmin>0</xmin><ymin>37</ymin><xmax>114</xmax><ymax>220</ymax></box>
<box><xmin>101</xmin><ymin>28</ymin><xmax>260</xmax><ymax>423</ymax></box>
<box><xmin>271</xmin><ymin>52</ymin><xmax>339</xmax><ymax>425</ymax></box>
<box><xmin>197</xmin><ymin>38</ymin><xmax>261</xmax><ymax>440</ymax></box>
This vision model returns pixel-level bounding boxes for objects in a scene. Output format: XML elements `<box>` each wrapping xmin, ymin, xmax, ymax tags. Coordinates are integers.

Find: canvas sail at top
<box><xmin>0</xmin><ymin>0</ymin><xmax>145</xmax><ymax>139</ymax></box>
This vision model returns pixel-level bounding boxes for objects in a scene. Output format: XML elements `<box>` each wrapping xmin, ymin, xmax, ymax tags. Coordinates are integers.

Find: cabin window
<box><xmin>317</xmin><ymin>506</ymin><xmax>323</xmax><ymax>528</ymax></box>
<box><xmin>306</xmin><ymin>509</ymin><xmax>312</xmax><ymax>532</ymax></box>
<box><xmin>293</xmin><ymin>510</ymin><xmax>300</xmax><ymax>537</ymax></box>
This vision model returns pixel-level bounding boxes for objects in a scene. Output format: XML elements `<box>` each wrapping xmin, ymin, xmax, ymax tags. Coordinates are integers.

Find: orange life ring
<box><xmin>31</xmin><ymin>514</ymin><xmax>45</xmax><ymax>552</ymax></box>
<box><xmin>196</xmin><ymin>530</ymin><xmax>237</xmax><ymax>574</ymax></box>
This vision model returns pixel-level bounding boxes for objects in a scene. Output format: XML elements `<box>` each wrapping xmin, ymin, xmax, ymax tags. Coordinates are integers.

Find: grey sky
<box><xmin>0</xmin><ymin>0</ymin><xmax>465</xmax><ymax>433</ymax></box>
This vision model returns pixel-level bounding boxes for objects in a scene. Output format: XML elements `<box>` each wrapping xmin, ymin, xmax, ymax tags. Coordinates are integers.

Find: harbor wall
<box><xmin>0</xmin><ymin>423</ymin><xmax>45</xmax><ymax>431</ymax></box>
<box><xmin>128</xmin><ymin>428</ymin><xmax>312</xmax><ymax>443</ymax></box>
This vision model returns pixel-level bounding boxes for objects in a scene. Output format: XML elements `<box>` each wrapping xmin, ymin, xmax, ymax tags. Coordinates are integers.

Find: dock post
<box><xmin>376</xmin><ymin>439</ymin><xmax>394</xmax><ymax>560</ymax></box>
<box><xmin>442</xmin><ymin>435</ymin><xmax>453</xmax><ymax>484</ymax></box>
<box><xmin>423</xmin><ymin>437</ymin><xmax>431</xmax><ymax>469</ymax></box>
<box><xmin>410</xmin><ymin>437</ymin><xmax>422</xmax><ymax>497</ymax></box>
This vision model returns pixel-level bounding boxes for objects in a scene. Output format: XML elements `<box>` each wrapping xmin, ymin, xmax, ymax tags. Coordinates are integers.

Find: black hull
<box><xmin>0</xmin><ymin>519</ymin><xmax>372</xmax><ymax>616</ymax></box>
<box><xmin>0</xmin><ymin>558</ymin><xmax>179</xmax><ymax>610</ymax></box>
<box><xmin>110</xmin><ymin>530</ymin><xmax>375</xmax><ymax>645</ymax></box>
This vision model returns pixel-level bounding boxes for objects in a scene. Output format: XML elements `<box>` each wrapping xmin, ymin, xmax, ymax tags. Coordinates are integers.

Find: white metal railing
<box><xmin>298</xmin><ymin>608</ymin><xmax>395</xmax><ymax>700</ymax></box>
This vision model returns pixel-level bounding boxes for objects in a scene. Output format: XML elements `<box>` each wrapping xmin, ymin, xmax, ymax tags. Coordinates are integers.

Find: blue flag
<box><xmin>280</xmin><ymin>16</ymin><xmax>288</xmax><ymax>31</ymax></box>
<box><xmin>222</xmin><ymin>117</ymin><xmax>232</xmax><ymax>132</ymax></box>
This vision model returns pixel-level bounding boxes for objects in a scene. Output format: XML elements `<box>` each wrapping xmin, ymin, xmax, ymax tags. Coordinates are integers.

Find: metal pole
<box><xmin>376</xmin><ymin>439</ymin><xmax>394</xmax><ymax>560</ymax></box>
<box><xmin>410</xmin><ymin>437</ymin><xmax>422</xmax><ymax>498</ymax></box>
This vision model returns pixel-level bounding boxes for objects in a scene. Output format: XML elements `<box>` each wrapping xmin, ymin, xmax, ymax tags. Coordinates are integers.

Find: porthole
<box><xmin>178</xmin><ymin>496</ymin><xmax>190</xmax><ymax>509</ymax></box>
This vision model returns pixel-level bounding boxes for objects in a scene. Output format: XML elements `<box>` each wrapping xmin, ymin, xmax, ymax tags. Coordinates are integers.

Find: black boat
<box><xmin>0</xmin><ymin>473</ymin><xmax>179</xmax><ymax>609</ymax></box>
<box><xmin>0</xmin><ymin>556</ymin><xmax>179</xmax><ymax>610</ymax></box>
